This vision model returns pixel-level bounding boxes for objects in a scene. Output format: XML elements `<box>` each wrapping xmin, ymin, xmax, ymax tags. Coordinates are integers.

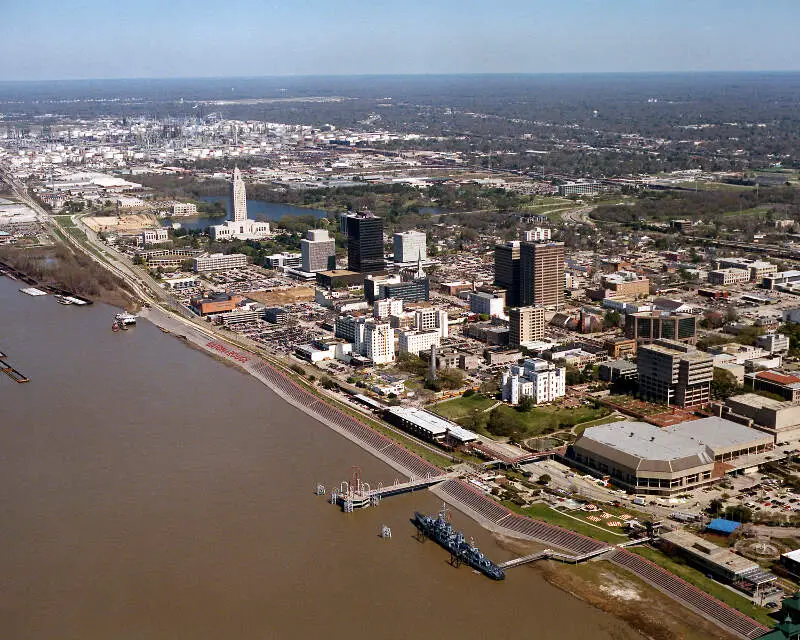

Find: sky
<box><xmin>2</xmin><ymin>0</ymin><xmax>799</xmax><ymax>81</ymax></box>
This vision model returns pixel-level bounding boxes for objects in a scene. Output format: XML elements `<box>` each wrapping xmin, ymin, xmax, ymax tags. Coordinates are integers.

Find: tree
<box><xmin>486</xmin><ymin>407</ymin><xmax>525</xmax><ymax>439</ymax></box>
<box><xmin>517</xmin><ymin>395</ymin><xmax>536</xmax><ymax>413</ymax></box>
<box><xmin>725</xmin><ymin>305</ymin><xmax>739</xmax><ymax>323</ymax></box>
<box><xmin>711</xmin><ymin>368</ymin><xmax>741</xmax><ymax>400</ymax></box>
<box><xmin>603</xmin><ymin>310</ymin><xmax>622</xmax><ymax>330</ymax></box>
<box><xmin>724</xmin><ymin>505</ymin><xmax>752</xmax><ymax>523</ymax></box>
<box><xmin>708</xmin><ymin>498</ymin><xmax>724</xmax><ymax>516</ymax></box>
<box><xmin>537</xmin><ymin>474</ymin><xmax>551</xmax><ymax>485</ymax></box>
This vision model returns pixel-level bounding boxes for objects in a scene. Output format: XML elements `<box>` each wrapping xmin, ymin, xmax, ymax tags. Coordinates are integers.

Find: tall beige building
<box><xmin>637</xmin><ymin>339</ymin><xmax>712</xmax><ymax>408</ymax></box>
<box><xmin>520</xmin><ymin>242</ymin><xmax>565</xmax><ymax>309</ymax></box>
<box><xmin>509</xmin><ymin>306</ymin><xmax>546</xmax><ymax>347</ymax></box>
<box><xmin>231</xmin><ymin>166</ymin><xmax>247</xmax><ymax>222</ymax></box>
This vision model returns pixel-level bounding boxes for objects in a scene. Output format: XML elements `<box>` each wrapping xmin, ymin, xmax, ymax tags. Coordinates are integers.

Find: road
<box><xmin>560</xmin><ymin>205</ymin><xmax>596</xmax><ymax>227</ymax></box>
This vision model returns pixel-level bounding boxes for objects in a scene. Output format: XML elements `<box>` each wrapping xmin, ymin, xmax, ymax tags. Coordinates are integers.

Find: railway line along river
<box><xmin>1</xmin><ymin>273</ymin><xmax>644</xmax><ymax>639</ymax></box>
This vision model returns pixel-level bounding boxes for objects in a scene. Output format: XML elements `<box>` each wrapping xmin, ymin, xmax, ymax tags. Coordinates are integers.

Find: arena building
<box><xmin>568</xmin><ymin>418</ymin><xmax>773</xmax><ymax>495</ymax></box>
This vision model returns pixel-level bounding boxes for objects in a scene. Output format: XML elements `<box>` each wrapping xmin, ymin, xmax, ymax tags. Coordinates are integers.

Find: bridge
<box><xmin>330</xmin><ymin>469</ymin><xmax>459</xmax><ymax>512</ymax></box>
<box><xmin>499</xmin><ymin>545</ymin><xmax>612</xmax><ymax>569</ymax></box>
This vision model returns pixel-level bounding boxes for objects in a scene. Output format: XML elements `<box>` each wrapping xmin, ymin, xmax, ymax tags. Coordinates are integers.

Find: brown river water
<box><xmin>0</xmin><ymin>275</ymin><xmax>639</xmax><ymax>640</ymax></box>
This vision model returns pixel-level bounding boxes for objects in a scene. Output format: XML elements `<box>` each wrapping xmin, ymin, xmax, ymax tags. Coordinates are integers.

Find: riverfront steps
<box><xmin>168</xmin><ymin>324</ymin><xmax>769</xmax><ymax>640</ymax></box>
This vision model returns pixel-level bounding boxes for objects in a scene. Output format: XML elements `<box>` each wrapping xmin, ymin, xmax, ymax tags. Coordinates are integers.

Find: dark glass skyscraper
<box><xmin>344</xmin><ymin>211</ymin><xmax>385</xmax><ymax>273</ymax></box>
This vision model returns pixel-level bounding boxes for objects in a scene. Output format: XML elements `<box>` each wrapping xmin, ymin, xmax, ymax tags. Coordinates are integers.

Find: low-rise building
<box><xmin>171</xmin><ymin>202</ymin><xmax>198</xmax><ymax>216</ymax></box>
<box><xmin>193</xmin><ymin>252</ymin><xmax>248</xmax><ymax>273</ymax></box>
<box><xmin>708</xmin><ymin>268</ymin><xmax>750</xmax><ymax>286</ymax></box>
<box><xmin>599</xmin><ymin>360</ymin><xmax>638</xmax><ymax>383</ymax></box>
<box><xmin>746</xmin><ymin>370</ymin><xmax>800</xmax><ymax>402</ymax></box>
<box><xmin>501</xmin><ymin>358</ymin><xmax>566</xmax><ymax>405</ymax></box>
<box><xmin>724</xmin><ymin>393</ymin><xmax>800</xmax><ymax>441</ymax></box>
<box><xmin>190</xmin><ymin>292</ymin><xmax>244</xmax><ymax>316</ymax></box>
<box><xmin>397</xmin><ymin>329</ymin><xmax>441</xmax><ymax>356</ymax></box>
<box><xmin>756</xmin><ymin>332</ymin><xmax>790</xmax><ymax>354</ymax></box>
<box><xmin>569</xmin><ymin>418</ymin><xmax>772</xmax><ymax>495</ymax></box>
<box><xmin>469</xmin><ymin>291</ymin><xmax>506</xmax><ymax>318</ymax></box>
<box><xmin>385</xmin><ymin>407</ymin><xmax>478</xmax><ymax>446</ymax></box>
<box><xmin>141</xmin><ymin>228</ymin><xmax>169</xmax><ymax>245</ymax></box>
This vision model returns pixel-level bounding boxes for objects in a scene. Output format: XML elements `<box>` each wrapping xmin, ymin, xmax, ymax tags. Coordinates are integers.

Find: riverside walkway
<box><xmin>145</xmin><ymin>312</ymin><xmax>771</xmax><ymax>640</ymax></box>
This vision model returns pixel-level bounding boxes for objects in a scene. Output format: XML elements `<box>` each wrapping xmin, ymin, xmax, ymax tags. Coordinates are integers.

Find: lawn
<box><xmin>632</xmin><ymin>546</ymin><xmax>774</xmax><ymax>627</ymax></box>
<box><xmin>482</xmin><ymin>402</ymin><xmax>611</xmax><ymax>438</ymax></box>
<box><xmin>573</xmin><ymin>414</ymin><xmax>622</xmax><ymax>436</ymax></box>
<box><xmin>430</xmin><ymin>394</ymin><xmax>497</xmax><ymax>421</ymax></box>
<box><xmin>505</xmin><ymin>502</ymin><xmax>628</xmax><ymax>544</ymax></box>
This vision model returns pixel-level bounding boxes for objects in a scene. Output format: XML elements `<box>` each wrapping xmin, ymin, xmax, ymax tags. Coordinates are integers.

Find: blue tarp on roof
<box><xmin>707</xmin><ymin>518</ymin><xmax>742</xmax><ymax>534</ymax></box>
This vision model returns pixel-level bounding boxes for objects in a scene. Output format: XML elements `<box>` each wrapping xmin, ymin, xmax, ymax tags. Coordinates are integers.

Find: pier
<box><xmin>1</xmin><ymin>359</ymin><xmax>29</xmax><ymax>383</ymax></box>
<box><xmin>330</xmin><ymin>467</ymin><xmax>457</xmax><ymax>512</ymax></box>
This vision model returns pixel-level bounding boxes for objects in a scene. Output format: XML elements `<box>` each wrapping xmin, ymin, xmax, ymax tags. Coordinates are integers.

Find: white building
<box><xmin>301</xmin><ymin>228</ymin><xmax>336</xmax><ymax>273</ymax></box>
<box><xmin>208</xmin><ymin>167</ymin><xmax>271</xmax><ymax>240</ymax></box>
<box><xmin>231</xmin><ymin>166</ymin><xmax>247</xmax><ymax>222</ymax></box>
<box><xmin>756</xmin><ymin>332</ymin><xmax>790</xmax><ymax>355</ymax></box>
<box><xmin>265</xmin><ymin>252</ymin><xmax>301</xmax><ymax>269</ymax></box>
<box><xmin>363</xmin><ymin>321</ymin><xmax>395</xmax><ymax>365</ymax></box>
<box><xmin>469</xmin><ymin>291</ymin><xmax>506</xmax><ymax>318</ymax></box>
<box><xmin>716</xmin><ymin>257</ymin><xmax>776</xmax><ymax>282</ymax></box>
<box><xmin>398</xmin><ymin>329</ymin><xmax>441</xmax><ymax>356</ymax></box>
<box><xmin>374</xmin><ymin>297</ymin><xmax>404</xmax><ymax>319</ymax></box>
<box><xmin>192</xmin><ymin>252</ymin><xmax>247</xmax><ymax>272</ymax></box>
<box><xmin>393</xmin><ymin>230</ymin><xmax>426</xmax><ymax>264</ymax></box>
<box><xmin>523</xmin><ymin>227</ymin><xmax>552</xmax><ymax>242</ymax></box>
<box><xmin>172</xmin><ymin>202</ymin><xmax>198</xmax><ymax>216</ymax></box>
<box><xmin>501</xmin><ymin>358</ymin><xmax>566</xmax><ymax>405</ymax></box>
<box><xmin>414</xmin><ymin>307</ymin><xmax>449</xmax><ymax>338</ymax></box>
<box><xmin>141</xmin><ymin>228</ymin><xmax>169</xmax><ymax>245</ymax></box>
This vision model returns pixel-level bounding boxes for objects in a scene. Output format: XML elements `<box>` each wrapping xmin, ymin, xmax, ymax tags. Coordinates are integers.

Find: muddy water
<box><xmin>0</xmin><ymin>275</ymin><xmax>639</xmax><ymax>640</ymax></box>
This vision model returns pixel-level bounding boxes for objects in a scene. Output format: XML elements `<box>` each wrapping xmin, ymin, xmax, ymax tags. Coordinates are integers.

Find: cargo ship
<box><xmin>412</xmin><ymin>505</ymin><xmax>505</xmax><ymax>580</ymax></box>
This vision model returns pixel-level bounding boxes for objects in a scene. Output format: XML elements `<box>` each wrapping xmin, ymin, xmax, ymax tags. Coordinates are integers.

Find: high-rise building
<box><xmin>398</xmin><ymin>329</ymin><xmax>441</xmax><ymax>356</ymax></box>
<box><xmin>494</xmin><ymin>241</ymin><xmax>521</xmax><ymax>307</ymax></box>
<box><xmin>300</xmin><ymin>229</ymin><xmax>336</xmax><ymax>273</ymax></box>
<box><xmin>637</xmin><ymin>339</ymin><xmax>712</xmax><ymax>408</ymax></box>
<box><xmin>231</xmin><ymin>166</ymin><xmax>247</xmax><ymax>222</ymax></box>
<box><xmin>343</xmin><ymin>211</ymin><xmax>384</xmax><ymax>273</ymax></box>
<box><xmin>208</xmin><ymin>167</ymin><xmax>271</xmax><ymax>240</ymax></box>
<box><xmin>509</xmin><ymin>306</ymin><xmax>546</xmax><ymax>347</ymax></box>
<box><xmin>363</xmin><ymin>321</ymin><xmax>395</xmax><ymax>364</ymax></box>
<box><xmin>519</xmin><ymin>242</ymin><xmax>565</xmax><ymax>308</ymax></box>
<box><xmin>393</xmin><ymin>230</ymin><xmax>427</xmax><ymax>264</ymax></box>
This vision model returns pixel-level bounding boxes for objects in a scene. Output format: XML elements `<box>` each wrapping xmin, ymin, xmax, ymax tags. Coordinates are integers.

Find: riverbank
<box><xmin>0</xmin><ymin>243</ymin><xmax>135</xmax><ymax>309</ymax></box>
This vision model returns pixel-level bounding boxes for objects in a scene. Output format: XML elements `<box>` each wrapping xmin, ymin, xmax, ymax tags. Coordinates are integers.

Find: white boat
<box><xmin>54</xmin><ymin>295</ymin><xmax>73</xmax><ymax>305</ymax></box>
<box><xmin>114</xmin><ymin>312</ymin><xmax>137</xmax><ymax>326</ymax></box>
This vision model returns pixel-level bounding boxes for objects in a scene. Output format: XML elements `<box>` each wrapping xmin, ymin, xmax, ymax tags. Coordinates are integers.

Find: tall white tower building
<box><xmin>393</xmin><ymin>230</ymin><xmax>427</xmax><ymax>264</ymax></box>
<box><xmin>231</xmin><ymin>166</ymin><xmax>247</xmax><ymax>222</ymax></box>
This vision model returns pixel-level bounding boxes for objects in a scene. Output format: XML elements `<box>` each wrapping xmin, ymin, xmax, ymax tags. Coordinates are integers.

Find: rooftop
<box><xmin>665</xmin><ymin>417</ymin><xmax>772</xmax><ymax>451</ymax></box>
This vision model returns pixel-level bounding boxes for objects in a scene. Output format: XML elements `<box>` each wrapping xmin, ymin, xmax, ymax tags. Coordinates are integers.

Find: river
<box><xmin>0</xmin><ymin>275</ymin><xmax>638</xmax><ymax>640</ymax></box>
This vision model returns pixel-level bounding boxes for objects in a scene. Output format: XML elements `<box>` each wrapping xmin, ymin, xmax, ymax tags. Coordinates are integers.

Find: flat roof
<box><xmin>578</xmin><ymin>421</ymin><xmax>713</xmax><ymax>464</ymax></box>
<box><xmin>387</xmin><ymin>407</ymin><xmax>478</xmax><ymax>442</ymax></box>
<box><xmin>728</xmin><ymin>393</ymin><xmax>794</xmax><ymax>410</ymax></box>
<box><xmin>665</xmin><ymin>417</ymin><xmax>773</xmax><ymax>451</ymax></box>
<box><xmin>661</xmin><ymin>530</ymin><xmax>757</xmax><ymax>576</ymax></box>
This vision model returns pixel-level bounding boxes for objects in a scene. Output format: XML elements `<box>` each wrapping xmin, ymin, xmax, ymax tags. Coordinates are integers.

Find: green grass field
<box><xmin>430</xmin><ymin>394</ymin><xmax>611</xmax><ymax>438</ymax></box>
<box><xmin>505</xmin><ymin>502</ymin><xmax>628</xmax><ymax>544</ymax></box>
<box><xmin>632</xmin><ymin>546</ymin><xmax>774</xmax><ymax>627</ymax></box>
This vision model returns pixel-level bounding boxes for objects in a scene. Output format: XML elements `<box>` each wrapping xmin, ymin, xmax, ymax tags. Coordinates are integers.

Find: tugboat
<box><xmin>411</xmin><ymin>504</ymin><xmax>505</xmax><ymax>580</ymax></box>
<box><xmin>114</xmin><ymin>312</ymin><xmax>137</xmax><ymax>327</ymax></box>
<box><xmin>111</xmin><ymin>321</ymin><xmax>120</xmax><ymax>333</ymax></box>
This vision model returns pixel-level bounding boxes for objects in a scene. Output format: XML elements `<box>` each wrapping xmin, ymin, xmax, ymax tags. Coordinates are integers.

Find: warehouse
<box><xmin>568</xmin><ymin>418</ymin><xmax>773</xmax><ymax>495</ymax></box>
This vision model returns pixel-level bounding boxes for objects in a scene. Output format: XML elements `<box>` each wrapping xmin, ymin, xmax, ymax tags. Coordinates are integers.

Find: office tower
<box><xmin>520</xmin><ymin>242</ymin><xmax>565</xmax><ymax>308</ymax></box>
<box><xmin>637</xmin><ymin>339</ymin><xmax>712</xmax><ymax>408</ymax></box>
<box><xmin>300</xmin><ymin>229</ymin><xmax>336</xmax><ymax>272</ymax></box>
<box><xmin>344</xmin><ymin>211</ymin><xmax>384</xmax><ymax>273</ymax></box>
<box><xmin>509</xmin><ymin>306</ymin><xmax>546</xmax><ymax>347</ymax></box>
<box><xmin>393</xmin><ymin>230</ymin><xmax>427</xmax><ymax>263</ymax></box>
<box><xmin>494</xmin><ymin>241</ymin><xmax>521</xmax><ymax>307</ymax></box>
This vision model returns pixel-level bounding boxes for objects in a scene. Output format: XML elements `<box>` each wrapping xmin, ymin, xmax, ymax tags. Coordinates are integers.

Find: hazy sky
<box><xmin>2</xmin><ymin>0</ymin><xmax>799</xmax><ymax>81</ymax></box>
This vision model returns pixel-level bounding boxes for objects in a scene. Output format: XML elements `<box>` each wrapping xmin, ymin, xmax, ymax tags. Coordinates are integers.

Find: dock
<box><xmin>330</xmin><ymin>468</ymin><xmax>457</xmax><ymax>512</ymax></box>
<box><xmin>0</xmin><ymin>359</ymin><xmax>29</xmax><ymax>383</ymax></box>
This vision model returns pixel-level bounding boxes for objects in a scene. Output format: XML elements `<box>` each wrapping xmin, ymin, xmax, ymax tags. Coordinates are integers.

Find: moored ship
<box><xmin>114</xmin><ymin>312</ymin><xmax>137</xmax><ymax>326</ymax></box>
<box><xmin>412</xmin><ymin>505</ymin><xmax>505</xmax><ymax>580</ymax></box>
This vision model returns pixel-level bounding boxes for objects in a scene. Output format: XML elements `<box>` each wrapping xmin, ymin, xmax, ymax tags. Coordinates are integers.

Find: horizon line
<box><xmin>1</xmin><ymin>69</ymin><xmax>800</xmax><ymax>84</ymax></box>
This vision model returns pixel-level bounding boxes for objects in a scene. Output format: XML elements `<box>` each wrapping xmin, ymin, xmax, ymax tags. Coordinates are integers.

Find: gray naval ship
<box><xmin>412</xmin><ymin>504</ymin><xmax>505</xmax><ymax>580</ymax></box>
